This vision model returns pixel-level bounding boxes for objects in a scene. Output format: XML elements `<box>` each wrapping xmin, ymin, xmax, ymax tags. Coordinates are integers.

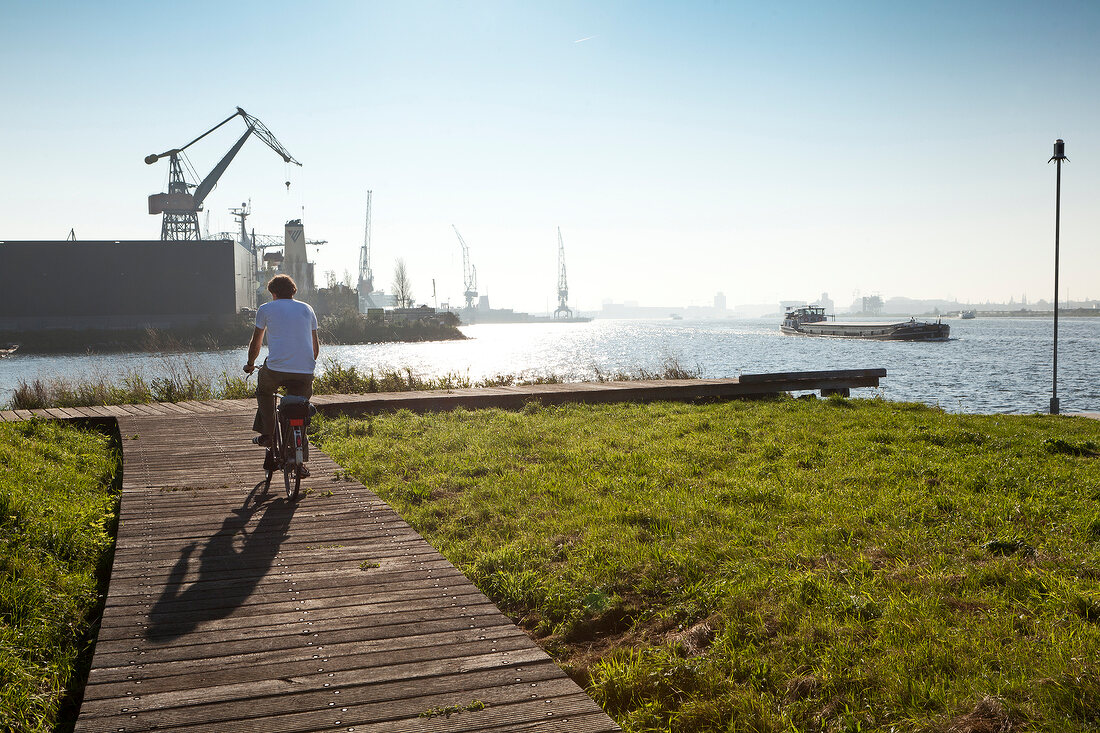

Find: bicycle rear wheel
<box><xmin>283</xmin><ymin>463</ymin><xmax>300</xmax><ymax>500</ymax></box>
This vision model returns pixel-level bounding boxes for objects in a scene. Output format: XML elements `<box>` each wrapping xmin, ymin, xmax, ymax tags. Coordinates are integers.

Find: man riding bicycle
<box><xmin>243</xmin><ymin>274</ymin><xmax>319</xmax><ymax>454</ymax></box>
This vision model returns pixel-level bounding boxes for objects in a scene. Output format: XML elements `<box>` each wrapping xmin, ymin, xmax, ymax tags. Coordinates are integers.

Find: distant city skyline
<box><xmin>2</xmin><ymin>1</ymin><xmax>1099</xmax><ymax>313</ymax></box>
<box><xmin>600</xmin><ymin>291</ymin><xmax>1100</xmax><ymax>316</ymax></box>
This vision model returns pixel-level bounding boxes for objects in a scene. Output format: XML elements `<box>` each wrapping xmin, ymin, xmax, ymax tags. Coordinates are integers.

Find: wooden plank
<box><xmin>98</xmin><ymin>578</ymin><xmax>487</xmax><ymax>626</ymax></box>
<box><xmin>85</xmin><ymin>630</ymin><xmax>543</xmax><ymax>697</ymax></box>
<box><xmin>85</xmin><ymin>618</ymin><xmax>520</xmax><ymax>684</ymax></box>
<box><xmin>167</xmin><ymin>401</ymin><xmax>205</xmax><ymax>413</ymax></box>
<box><xmin>89</xmin><ymin>604</ymin><xmax>511</xmax><ymax>668</ymax></box>
<box><xmin>0</xmin><ymin>410</ymin><xmax>21</xmax><ymax>422</ymax></box>
<box><xmin>176</xmin><ymin>400</ymin><xmax>218</xmax><ymax>413</ymax></box>
<box><xmin>81</xmin><ymin>667</ymin><xmax>588</xmax><ymax>732</ymax></box>
<box><xmin>89</xmin><ymin>605</ymin><xmax>509</xmax><ymax>668</ymax></box>
<box><xmin>112</xmin><ymin>403</ymin><xmax>149</xmax><ymax>417</ymax></box>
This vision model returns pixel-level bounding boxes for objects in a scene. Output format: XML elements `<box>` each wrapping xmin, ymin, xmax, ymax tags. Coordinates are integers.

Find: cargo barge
<box><xmin>781</xmin><ymin>306</ymin><xmax>950</xmax><ymax>341</ymax></box>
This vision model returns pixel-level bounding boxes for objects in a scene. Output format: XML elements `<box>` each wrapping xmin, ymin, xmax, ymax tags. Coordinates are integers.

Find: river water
<box><xmin>2</xmin><ymin>317</ymin><xmax>1097</xmax><ymax>414</ymax></box>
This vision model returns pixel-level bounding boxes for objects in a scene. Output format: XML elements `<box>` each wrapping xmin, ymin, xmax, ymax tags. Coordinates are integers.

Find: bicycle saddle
<box><xmin>279</xmin><ymin>394</ymin><xmax>318</xmax><ymax>417</ymax></box>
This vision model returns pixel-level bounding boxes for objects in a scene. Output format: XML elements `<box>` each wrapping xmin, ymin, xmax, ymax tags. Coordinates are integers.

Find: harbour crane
<box><xmin>358</xmin><ymin>191</ymin><xmax>374</xmax><ymax>296</ymax></box>
<box><xmin>555</xmin><ymin>227</ymin><xmax>571</xmax><ymax>318</ymax></box>
<box><xmin>452</xmin><ymin>225</ymin><xmax>478</xmax><ymax>309</ymax></box>
<box><xmin>145</xmin><ymin>107</ymin><xmax>301</xmax><ymax>241</ymax></box>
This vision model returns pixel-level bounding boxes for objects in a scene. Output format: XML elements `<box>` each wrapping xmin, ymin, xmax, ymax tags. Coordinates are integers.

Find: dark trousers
<box><xmin>252</xmin><ymin>365</ymin><xmax>314</xmax><ymax>438</ymax></box>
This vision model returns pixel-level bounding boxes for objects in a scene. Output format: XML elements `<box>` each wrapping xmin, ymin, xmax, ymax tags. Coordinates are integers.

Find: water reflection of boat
<box><xmin>0</xmin><ymin>343</ymin><xmax>19</xmax><ymax>357</ymax></box>
<box><xmin>781</xmin><ymin>306</ymin><xmax>950</xmax><ymax>341</ymax></box>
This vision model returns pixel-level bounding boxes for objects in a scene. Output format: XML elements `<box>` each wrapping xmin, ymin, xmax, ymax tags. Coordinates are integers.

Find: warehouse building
<box><xmin>0</xmin><ymin>239</ymin><xmax>249</xmax><ymax>330</ymax></box>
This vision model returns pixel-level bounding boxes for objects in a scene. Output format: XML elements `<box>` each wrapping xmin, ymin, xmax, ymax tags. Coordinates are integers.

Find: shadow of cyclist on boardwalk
<box><xmin>146</xmin><ymin>482</ymin><xmax>297</xmax><ymax>642</ymax></box>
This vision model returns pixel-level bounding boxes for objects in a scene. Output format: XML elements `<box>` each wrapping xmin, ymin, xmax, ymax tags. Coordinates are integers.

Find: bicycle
<box><xmin>262</xmin><ymin>393</ymin><xmax>314</xmax><ymax>501</ymax></box>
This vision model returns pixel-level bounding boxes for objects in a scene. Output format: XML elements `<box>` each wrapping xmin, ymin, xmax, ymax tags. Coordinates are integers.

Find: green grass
<box><xmin>314</xmin><ymin>397</ymin><xmax>1100</xmax><ymax>732</ymax></box>
<box><xmin>0</xmin><ymin>419</ymin><xmax>119</xmax><ymax>732</ymax></box>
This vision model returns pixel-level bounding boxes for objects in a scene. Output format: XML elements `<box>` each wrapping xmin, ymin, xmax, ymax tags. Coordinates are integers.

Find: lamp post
<box><xmin>1048</xmin><ymin>139</ymin><xmax>1068</xmax><ymax>415</ymax></box>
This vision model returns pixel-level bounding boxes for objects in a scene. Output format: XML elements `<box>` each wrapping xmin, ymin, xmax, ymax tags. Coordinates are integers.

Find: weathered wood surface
<box><xmin>76</xmin><ymin>412</ymin><xmax>620</xmax><ymax>732</ymax></box>
<box><xmin>0</xmin><ymin>370</ymin><xmax>890</xmax><ymax>424</ymax></box>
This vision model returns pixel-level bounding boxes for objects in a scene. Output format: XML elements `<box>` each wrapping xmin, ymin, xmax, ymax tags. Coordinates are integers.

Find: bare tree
<box><xmin>392</xmin><ymin>258</ymin><xmax>414</xmax><ymax>308</ymax></box>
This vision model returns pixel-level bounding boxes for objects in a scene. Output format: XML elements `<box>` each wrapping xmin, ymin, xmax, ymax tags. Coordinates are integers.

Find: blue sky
<box><xmin>2</xmin><ymin>1</ymin><xmax>1098</xmax><ymax>312</ymax></box>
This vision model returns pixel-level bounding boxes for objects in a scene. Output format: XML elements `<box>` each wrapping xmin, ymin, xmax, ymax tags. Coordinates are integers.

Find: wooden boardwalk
<box><xmin>15</xmin><ymin>371</ymin><xmax>890</xmax><ymax>731</ymax></box>
<box><xmin>75</xmin><ymin>411</ymin><xmax>621</xmax><ymax>732</ymax></box>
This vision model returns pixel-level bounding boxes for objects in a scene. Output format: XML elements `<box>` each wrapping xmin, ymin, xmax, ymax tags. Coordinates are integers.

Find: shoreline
<box><xmin>0</xmin><ymin>319</ymin><xmax>466</xmax><ymax>356</ymax></box>
<box><xmin>925</xmin><ymin>309</ymin><xmax>1100</xmax><ymax>318</ymax></box>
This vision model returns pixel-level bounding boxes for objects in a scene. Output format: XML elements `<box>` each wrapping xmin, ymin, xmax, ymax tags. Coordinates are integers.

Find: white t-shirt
<box><xmin>256</xmin><ymin>298</ymin><xmax>318</xmax><ymax>375</ymax></box>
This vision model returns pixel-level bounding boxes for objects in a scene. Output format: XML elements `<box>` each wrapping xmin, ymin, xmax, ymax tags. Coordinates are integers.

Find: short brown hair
<box><xmin>267</xmin><ymin>274</ymin><xmax>297</xmax><ymax>299</ymax></box>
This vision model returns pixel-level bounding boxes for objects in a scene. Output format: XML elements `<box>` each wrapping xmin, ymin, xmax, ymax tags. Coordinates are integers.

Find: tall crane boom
<box><xmin>555</xmin><ymin>227</ymin><xmax>572</xmax><ymax>318</ymax></box>
<box><xmin>145</xmin><ymin>107</ymin><xmax>301</xmax><ymax>241</ymax></box>
<box><xmin>452</xmin><ymin>225</ymin><xmax>478</xmax><ymax>309</ymax></box>
<box><xmin>358</xmin><ymin>191</ymin><xmax>373</xmax><ymax>295</ymax></box>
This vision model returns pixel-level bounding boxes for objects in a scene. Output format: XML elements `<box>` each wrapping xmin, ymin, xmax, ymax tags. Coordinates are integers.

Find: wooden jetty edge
<box><xmin>9</xmin><ymin>370</ymin><xmax>887</xmax><ymax>731</ymax></box>
<box><xmin>0</xmin><ymin>370</ymin><xmax>888</xmax><ymax>425</ymax></box>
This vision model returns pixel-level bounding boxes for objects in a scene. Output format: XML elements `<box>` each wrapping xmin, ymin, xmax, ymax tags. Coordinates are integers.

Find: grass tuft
<box><xmin>9</xmin><ymin>360</ymin><xmax>251</xmax><ymax>410</ymax></box>
<box><xmin>6</xmin><ymin>358</ymin><xmax>571</xmax><ymax>410</ymax></box>
<box><xmin>593</xmin><ymin>357</ymin><xmax>703</xmax><ymax>382</ymax></box>
<box><xmin>1042</xmin><ymin>436</ymin><xmax>1099</xmax><ymax>457</ymax></box>
<box><xmin>1086</xmin><ymin>518</ymin><xmax>1100</xmax><ymax>543</ymax></box>
<box><xmin>982</xmin><ymin>538</ymin><xmax>1036</xmax><ymax>557</ymax></box>
<box><xmin>418</xmin><ymin>700</ymin><xmax>487</xmax><ymax>719</ymax></box>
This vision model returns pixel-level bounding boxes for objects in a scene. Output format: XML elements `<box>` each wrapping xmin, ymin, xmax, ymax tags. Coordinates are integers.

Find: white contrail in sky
<box><xmin>574</xmin><ymin>35</ymin><xmax>596</xmax><ymax>43</ymax></box>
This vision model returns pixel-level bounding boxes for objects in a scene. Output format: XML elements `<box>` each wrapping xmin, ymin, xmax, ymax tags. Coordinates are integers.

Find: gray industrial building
<box><xmin>0</xmin><ymin>239</ymin><xmax>249</xmax><ymax>330</ymax></box>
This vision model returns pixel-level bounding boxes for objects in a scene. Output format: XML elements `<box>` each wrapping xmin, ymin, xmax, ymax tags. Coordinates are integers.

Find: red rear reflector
<box><xmin>289</xmin><ymin>419</ymin><xmax>305</xmax><ymax>426</ymax></box>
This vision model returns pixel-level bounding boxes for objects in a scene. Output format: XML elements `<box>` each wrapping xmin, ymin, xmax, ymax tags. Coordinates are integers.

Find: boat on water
<box><xmin>960</xmin><ymin>310</ymin><xmax>976</xmax><ymax>319</ymax></box>
<box><xmin>0</xmin><ymin>343</ymin><xmax>19</xmax><ymax>357</ymax></box>
<box><xmin>781</xmin><ymin>306</ymin><xmax>949</xmax><ymax>341</ymax></box>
